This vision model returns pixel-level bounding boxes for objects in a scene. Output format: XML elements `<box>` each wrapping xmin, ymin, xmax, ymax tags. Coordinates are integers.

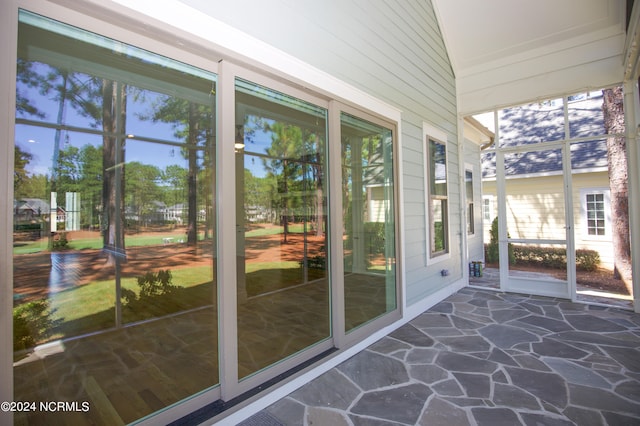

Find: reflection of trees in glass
<box><xmin>78</xmin><ymin>145</ymin><xmax>103</xmax><ymax>230</ymax></box>
<box><xmin>163</xmin><ymin>164</ymin><xmax>188</xmax><ymax>214</ymax></box>
<box><xmin>125</xmin><ymin>162</ymin><xmax>162</xmax><ymax>227</ymax></box>
<box><xmin>263</xmin><ymin>123</ymin><xmax>303</xmax><ymax>242</ymax></box>
<box><xmin>142</xmin><ymin>97</ymin><xmax>214</xmax><ymax>244</ymax></box>
<box><xmin>257</xmin><ymin>121</ymin><xmax>325</xmax><ymax>241</ymax></box>
<box><xmin>16</xmin><ymin>60</ymin><xmax>126</xmax><ymax>251</ymax></box>
<box><xmin>101</xmin><ymin>79</ymin><xmax>127</xmax><ymax>252</ymax></box>
<box><xmin>244</xmin><ymin>169</ymin><xmax>276</xmax><ymax>223</ymax></box>
<box><xmin>14</xmin><ymin>146</ymin><xmax>33</xmax><ymax>192</ymax></box>
<box><xmin>16</xmin><ymin>59</ymin><xmax>45</xmax><ymax>119</ymax></box>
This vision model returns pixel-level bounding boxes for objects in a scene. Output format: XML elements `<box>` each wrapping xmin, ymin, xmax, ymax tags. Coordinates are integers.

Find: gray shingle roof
<box><xmin>482</xmin><ymin>93</ymin><xmax>609</xmax><ymax>179</ymax></box>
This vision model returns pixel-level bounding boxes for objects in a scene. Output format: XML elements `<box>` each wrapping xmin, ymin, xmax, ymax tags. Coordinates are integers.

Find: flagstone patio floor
<box><xmin>238</xmin><ymin>287</ymin><xmax>640</xmax><ymax>426</ymax></box>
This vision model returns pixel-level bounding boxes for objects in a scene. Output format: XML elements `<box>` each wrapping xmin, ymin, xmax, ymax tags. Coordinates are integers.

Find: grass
<box><xmin>13</xmin><ymin>225</ymin><xmax>308</xmax><ymax>253</ymax></box>
<box><xmin>245</xmin><ymin>223</ymin><xmax>316</xmax><ymax>237</ymax></box>
<box><xmin>47</xmin><ymin>266</ymin><xmax>214</xmax><ymax>339</ymax></box>
<box><xmin>38</xmin><ymin>259</ymin><xmax>326</xmax><ymax>339</ymax></box>
<box><xmin>14</xmin><ymin>223</ymin><xmax>332</xmax><ymax>344</ymax></box>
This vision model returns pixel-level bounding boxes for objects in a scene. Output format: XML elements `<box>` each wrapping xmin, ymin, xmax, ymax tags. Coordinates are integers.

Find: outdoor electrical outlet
<box><xmin>441</xmin><ymin>269</ymin><xmax>449</xmax><ymax>276</ymax></box>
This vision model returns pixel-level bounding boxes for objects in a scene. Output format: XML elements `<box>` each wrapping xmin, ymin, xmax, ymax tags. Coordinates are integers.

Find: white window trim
<box><xmin>579</xmin><ymin>187</ymin><xmax>611</xmax><ymax>241</ymax></box>
<box><xmin>465</xmin><ymin>163</ymin><xmax>476</xmax><ymax>238</ymax></box>
<box><xmin>483</xmin><ymin>195</ymin><xmax>494</xmax><ymax>224</ymax></box>
<box><xmin>424</xmin><ymin>122</ymin><xmax>451</xmax><ymax>265</ymax></box>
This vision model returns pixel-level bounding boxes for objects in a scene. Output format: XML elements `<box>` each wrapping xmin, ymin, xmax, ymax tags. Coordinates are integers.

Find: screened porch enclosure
<box><xmin>471</xmin><ymin>91</ymin><xmax>633</xmax><ymax>309</ymax></box>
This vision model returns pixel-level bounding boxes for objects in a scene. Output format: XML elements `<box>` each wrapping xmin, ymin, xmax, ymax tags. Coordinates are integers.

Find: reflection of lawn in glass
<box><xmin>245</xmin><ymin>223</ymin><xmax>310</xmax><ymax>238</ymax></box>
<box><xmin>47</xmin><ymin>266</ymin><xmax>213</xmax><ymax>340</ymax></box>
<box><xmin>13</xmin><ymin>226</ymin><xmax>309</xmax><ymax>254</ymax></box>
<box><xmin>13</xmin><ymin>233</ymin><xmax>207</xmax><ymax>254</ymax></box>
<box><xmin>245</xmin><ymin>261</ymin><xmax>326</xmax><ymax>297</ymax></box>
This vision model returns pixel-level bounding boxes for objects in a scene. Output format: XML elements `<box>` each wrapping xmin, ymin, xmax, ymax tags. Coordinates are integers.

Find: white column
<box><xmin>623</xmin><ymin>80</ymin><xmax>640</xmax><ymax>313</ymax></box>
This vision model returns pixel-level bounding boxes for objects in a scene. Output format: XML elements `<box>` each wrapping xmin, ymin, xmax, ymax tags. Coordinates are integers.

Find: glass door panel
<box><xmin>340</xmin><ymin>112</ymin><xmax>397</xmax><ymax>332</ymax></box>
<box><xmin>14</xmin><ymin>12</ymin><xmax>218</xmax><ymax>424</ymax></box>
<box><xmin>503</xmin><ymin>147</ymin><xmax>569</xmax><ymax>298</ymax></box>
<box><xmin>235</xmin><ymin>79</ymin><xmax>330</xmax><ymax>379</ymax></box>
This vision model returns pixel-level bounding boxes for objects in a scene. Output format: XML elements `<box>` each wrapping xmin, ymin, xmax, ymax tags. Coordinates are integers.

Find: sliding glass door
<box><xmin>14</xmin><ymin>11</ymin><xmax>217</xmax><ymax>425</ymax></box>
<box><xmin>234</xmin><ymin>78</ymin><xmax>331</xmax><ymax>380</ymax></box>
<box><xmin>11</xmin><ymin>12</ymin><xmax>400</xmax><ymax>424</ymax></box>
<box><xmin>340</xmin><ymin>112</ymin><xmax>397</xmax><ymax>332</ymax></box>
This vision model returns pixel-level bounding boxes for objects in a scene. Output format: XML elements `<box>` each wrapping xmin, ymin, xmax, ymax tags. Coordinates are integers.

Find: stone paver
<box><xmin>242</xmin><ymin>288</ymin><xmax>640</xmax><ymax>426</ymax></box>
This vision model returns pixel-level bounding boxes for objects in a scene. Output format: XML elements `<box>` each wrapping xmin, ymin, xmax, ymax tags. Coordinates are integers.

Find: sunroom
<box><xmin>1</xmin><ymin>0</ymin><xmax>638</xmax><ymax>425</ymax></box>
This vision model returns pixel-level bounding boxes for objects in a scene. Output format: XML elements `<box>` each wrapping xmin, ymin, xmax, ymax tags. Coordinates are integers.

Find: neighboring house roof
<box><xmin>482</xmin><ymin>93</ymin><xmax>609</xmax><ymax>179</ymax></box>
<box><xmin>15</xmin><ymin>198</ymin><xmax>51</xmax><ymax>214</ymax></box>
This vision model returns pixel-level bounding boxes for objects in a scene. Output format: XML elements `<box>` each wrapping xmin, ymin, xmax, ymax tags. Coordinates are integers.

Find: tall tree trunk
<box><xmin>102</xmin><ymin>79</ymin><xmax>126</xmax><ymax>254</ymax></box>
<box><xmin>187</xmin><ymin>102</ymin><xmax>199</xmax><ymax>246</ymax></box>
<box><xmin>602</xmin><ymin>86</ymin><xmax>632</xmax><ymax>292</ymax></box>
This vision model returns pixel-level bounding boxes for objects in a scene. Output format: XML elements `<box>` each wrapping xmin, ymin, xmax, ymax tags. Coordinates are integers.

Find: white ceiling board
<box><xmin>432</xmin><ymin>0</ymin><xmax>627</xmax><ymax>113</ymax></box>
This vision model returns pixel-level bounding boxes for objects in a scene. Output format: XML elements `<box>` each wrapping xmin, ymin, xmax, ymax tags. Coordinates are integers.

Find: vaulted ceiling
<box><xmin>432</xmin><ymin>0</ymin><xmax>629</xmax><ymax>114</ymax></box>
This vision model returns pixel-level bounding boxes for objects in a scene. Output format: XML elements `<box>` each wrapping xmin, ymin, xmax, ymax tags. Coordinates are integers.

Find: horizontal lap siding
<box><xmin>484</xmin><ymin>172</ymin><xmax>614</xmax><ymax>269</ymax></box>
<box><xmin>182</xmin><ymin>0</ymin><xmax>459</xmax><ymax>304</ymax></box>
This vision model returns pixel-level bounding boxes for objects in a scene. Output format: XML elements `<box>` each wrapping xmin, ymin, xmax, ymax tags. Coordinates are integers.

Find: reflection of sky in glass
<box><xmin>16</xmin><ymin>62</ymin><xmax>203</xmax><ymax>176</ymax></box>
<box><xmin>15</xmin><ymin>125</ymin><xmax>103</xmax><ymax>176</ymax></box>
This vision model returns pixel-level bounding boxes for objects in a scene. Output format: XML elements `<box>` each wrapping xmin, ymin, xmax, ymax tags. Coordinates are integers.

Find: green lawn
<box><xmin>15</xmin><ymin>223</ymin><xmax>330</xmax><ymax>345</ymax></box>
<box><xmin>48</xmin><ymin>266</ymin><xmax>214</xmax><ymax>338</ymax></box>
<box><xmin>13</xmin><ymin>225</ymin><xmax>306</xmax><ymax>254</ymax></box>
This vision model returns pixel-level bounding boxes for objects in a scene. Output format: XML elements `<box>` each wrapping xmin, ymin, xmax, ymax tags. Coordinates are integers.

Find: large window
<box><xmin>14</xmin><ymin>11</ymin><xmax>217</xmax><ymax>424</ymax></box>
<box><xmin>426</xmin><ymin>135</ymin><xmax>449</xmax><ymax>258</ymax></box>
<box><xmin>341</xmin><ymin>112</ymin><xmax>397</xmax><ymax>332</ymax></box>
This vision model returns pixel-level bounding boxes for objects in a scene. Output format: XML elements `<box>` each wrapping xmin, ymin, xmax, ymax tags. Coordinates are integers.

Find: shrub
<box><xmin>576</xmin><ymin>249</ymin><xmax>600</xmax><ymax>272</ymax></box>
<box><xmin>51</xmin><ymin>232</ymin><xmax>69</xmax><ymax>250</ymax></box>
<box><xmin>485</xmin><ymin>217</ymin><xmax>514</xmax><ymax>264</ymax></box>
<box><xmin>510</xmin><ymin>245</ymin><xmax>600</xmax><ymax>271</ymax></box>
<box><xmin>13</xmin><ymin>300</ymin><xmax>56</xmax><ymax>351</ymax></box>
<box><xmin>121</xmin><ymin>269</ymin><xmax>184</xmax><ymax>320</ymax></box>
<box><xmin>122</xmin><ymin>269</ymin><xmax>178</xmax><ymax>304</ymax></box>
<box><xmin>300</xmin><ymin>255</ymin><xmax>326</xmax><ymax>270</ymax></box>
<box><xmin>364</xmin><ymin>222</ymin><xmax>386</xmax><ymax>255</ymax></box>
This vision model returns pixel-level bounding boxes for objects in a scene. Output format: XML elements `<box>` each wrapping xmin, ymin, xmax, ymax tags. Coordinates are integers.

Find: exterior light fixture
<box><xmin>234</xmin><ymin>125</ymin><xmax>245</xmax><ymax>150</ymax></box>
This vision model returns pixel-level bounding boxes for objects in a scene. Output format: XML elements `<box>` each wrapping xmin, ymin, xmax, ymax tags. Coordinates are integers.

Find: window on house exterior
<box><xmin>483</xmin><ymin>196</ymin><xmax>493</xmax><ymax>222</ymax></box>
<box><xmin>426</xmin><ymin>136</ymin><xmax>448</xmax><ymax>257</ymax></box>
<box><xmin>465</xmin><ymin>168</ymin><xmax>474</xmax><ymax>235</ymax></box>
<box><xmin>581</xmin><ymin>189</ymin><xmax>610</xmax><ymax>237</ymax></box>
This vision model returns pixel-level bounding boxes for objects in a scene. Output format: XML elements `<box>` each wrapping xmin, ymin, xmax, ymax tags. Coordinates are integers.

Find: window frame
<box><xmin>579</xmin><ymin>187</ymin><xmax>611</xmax><ymax>240</ymax></box>
<box><xmin>465</xmin><ymin>165</ymin><xmax>475</xmax><ymax>236</ymax></box>
<box><xmin>483</xmin><ymin>195</ymin><xmax>494</xmax><ymax>223</ymax></box>
<box><xmin>423</xmin><ymin>123</ymin><xmax>450</xmax><ymax>263</ymax></box>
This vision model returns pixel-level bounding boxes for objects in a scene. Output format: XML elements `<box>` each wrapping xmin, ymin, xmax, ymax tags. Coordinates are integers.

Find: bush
<box><xmin>576</xmin><ymin>249</ymin><xmax>600</xmax><ymax>272</ymax></box>
<box><xmin>364</xmin><ymin>222</ymin><xmax>386</xmax><ymax>255</ymax></box>
<box><xmin>13</xmin><ymin>300</ymin><xmax>56</xmax><ymax>351</ymax></box>
<box><xmin>300</xmin><ymin>255</ymin><xmax>326</xmax><ymax>270</ymax></box>
<box><xmin>483</xmin><ymin>216</ymin><xmax>600</xmax><ymax>272</ymax></box>
<box><xmin>512</xmin><ymin>245</ymin><xmax>565</xmax><ymax>269</ymax></box>
<box><xmin>485</xmin><ymin>217</ymin><xmax>514</xmax><ymax>264</ymax></box>
<box><xmin>121</xmin><ymin>269</ymin><xmax>184</xmax><ymax>320</ymax></box>
<box><xmin>122</xmin><ymin>269</ymin><xmax>178</xmax><ymax>304</ymax></box>
<box><xmin>511</xmin><ymin>245</ymin><xmax>600</xmax><ymax>271</ymax></box>
<box><xmin>51</xmin><ymin>232</ymin><xmax>69</xmax><ymax>250</ymax></box>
